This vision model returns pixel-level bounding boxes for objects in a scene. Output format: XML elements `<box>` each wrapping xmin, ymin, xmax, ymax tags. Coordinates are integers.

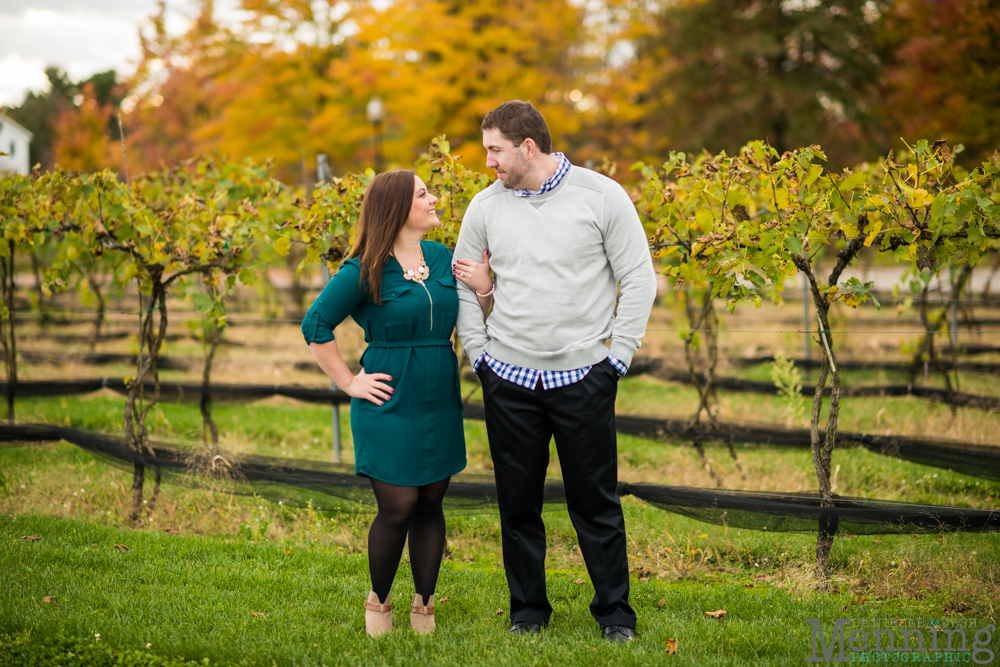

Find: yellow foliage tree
<box><xmin>53</xmin><ymin>83</ymin><xmax>117</xmax><ymax>173</ymax></box>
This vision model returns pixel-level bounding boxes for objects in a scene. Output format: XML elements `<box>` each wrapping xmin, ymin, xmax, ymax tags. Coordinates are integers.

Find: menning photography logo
<box><xmin>806</xmin><ymin>617</ymin><xmax>996</xmax><ymax>664</ymax></box>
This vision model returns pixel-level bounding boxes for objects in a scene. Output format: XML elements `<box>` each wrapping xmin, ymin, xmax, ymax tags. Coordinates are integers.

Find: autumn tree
<box><xmin>53</xmin><ymin>83</ymin><xmax>118</xmax><ymax>173</ymax></box>
<box><xmin>629</xmin><ymin>0</ymin><xmax>891</xmax><ymax>167</ymax></box>
<box><xmin>879</xmin><ymin>0</ymin><xmax>1000</xmax><ymax>165</ymax></box>
<box><xmin>124</xmin><ymin>0</ymin><xmax>246</xmax><ymax>172</ymax></box>
<box><xmin>4</xmin><ymin>68</ymin><xmax>120</xmax><ymax>171</ymax></box>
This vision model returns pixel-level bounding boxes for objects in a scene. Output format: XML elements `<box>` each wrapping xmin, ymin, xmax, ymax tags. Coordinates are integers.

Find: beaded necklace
<box><xmin>399</xmin><ymin>249</ymin><xmax>430</xmax><ymax>283</ymax></box>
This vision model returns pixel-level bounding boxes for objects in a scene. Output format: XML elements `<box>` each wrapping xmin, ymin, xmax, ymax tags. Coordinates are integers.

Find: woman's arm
<box><xmin>309</xmin><ymin>340</ymin><xmax>394</xmax><ymax>406</ymax></box>
<box><xmin>453</xmin><ymin>249</ymin><xmax>493</xmax><ymax>314</ymax></box>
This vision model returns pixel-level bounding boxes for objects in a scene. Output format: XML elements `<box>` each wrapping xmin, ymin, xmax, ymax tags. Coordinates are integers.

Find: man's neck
<box><xmin>519</xmin><ymin>153</ymin><xmax>560</xmax><ymax>192</ymax></box>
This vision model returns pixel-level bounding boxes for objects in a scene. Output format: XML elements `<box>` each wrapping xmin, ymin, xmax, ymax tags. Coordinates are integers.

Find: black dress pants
<box><xmin>478</xmin><ymin>359</ymin><xmax>636</xmax><ymax>629</ymax></box>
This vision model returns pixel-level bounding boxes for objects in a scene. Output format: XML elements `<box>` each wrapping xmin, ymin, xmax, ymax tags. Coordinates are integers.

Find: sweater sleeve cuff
<box><xmin>466</xmin><ymin>345</ymin><xmax>487</xmax><ymax>369</ymax></box>
<box><xmin>608</xmin><ymin>341</ymin><xmax>637</xmax><ymax>369</ymax></box>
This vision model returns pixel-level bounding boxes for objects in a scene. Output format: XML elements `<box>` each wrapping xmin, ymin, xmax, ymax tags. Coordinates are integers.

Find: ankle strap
<box><xmin>411</xmin><ymin>603</ymin><xmax>434</xmax><ymax>615</ymax></box>
<box><xmin>364</xmin><ymin>600</ymin><xmax>391</xmax><ymax>613</ymax></box>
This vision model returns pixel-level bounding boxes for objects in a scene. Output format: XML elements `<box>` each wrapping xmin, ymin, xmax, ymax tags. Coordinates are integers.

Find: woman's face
<box><xmin>403</xmin><ymin>175</ymin><xmax>440</xmax><ymax>234</ymax></box>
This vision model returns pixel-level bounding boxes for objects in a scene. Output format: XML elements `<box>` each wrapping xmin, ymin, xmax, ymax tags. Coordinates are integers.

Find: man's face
<box><xmin>483</xmin><ymin>128</ymin><xmax>530</xmax><ymax>190</ymax></box>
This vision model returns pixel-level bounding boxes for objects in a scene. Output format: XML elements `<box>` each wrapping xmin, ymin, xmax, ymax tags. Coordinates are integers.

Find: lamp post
<box><xmin>366</xmin><ymin>94</ymin><xmax>384</xmax><ymax>172</ymax></box>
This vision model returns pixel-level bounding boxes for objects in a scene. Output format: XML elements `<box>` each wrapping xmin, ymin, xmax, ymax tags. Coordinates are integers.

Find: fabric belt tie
<box><xmin>366</xmin><ymin>340</ymin><xmax>452</xmax><ymax>348</ymax></box>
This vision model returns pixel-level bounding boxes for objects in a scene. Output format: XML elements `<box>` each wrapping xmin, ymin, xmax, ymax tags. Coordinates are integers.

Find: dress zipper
<box><xmin>419</xmin><ymin>281</ymin><xmax>433</xmax><ymax>331</ymax></box>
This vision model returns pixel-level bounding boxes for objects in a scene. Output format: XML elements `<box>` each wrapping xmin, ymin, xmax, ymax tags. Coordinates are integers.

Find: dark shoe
<box><xmin>509</xmin><ymin>621</ymin><xmax>542</xmax><ymax>635</ymax></box>
<box><xmin>602</xmin><ymin>625</ymin><xmax>635</xmax><ymax>644</ymax></box>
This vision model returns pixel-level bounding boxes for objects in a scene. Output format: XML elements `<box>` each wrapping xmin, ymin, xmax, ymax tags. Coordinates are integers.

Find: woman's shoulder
<box><xmin>421</xmin><ymin>240</ymin><xmax>453</xmax><ymax>259</ymax></box>
<box><xmin>336</xmin><ymin>257</ymin><xmax>362</xmax><ymax>273</ymax></box>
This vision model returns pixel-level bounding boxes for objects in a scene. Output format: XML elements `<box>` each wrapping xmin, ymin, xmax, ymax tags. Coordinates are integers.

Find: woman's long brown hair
<box><xmin>347</xmin><ymin>170</ymin><xmax>415</xmax><ymax>305</ymax></box>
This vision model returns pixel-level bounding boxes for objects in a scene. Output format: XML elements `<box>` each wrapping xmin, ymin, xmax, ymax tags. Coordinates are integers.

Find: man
<box><xmin>453</xmin><ymin>100</ymin><xmax>657</xmax><ymax>643</ymax></box>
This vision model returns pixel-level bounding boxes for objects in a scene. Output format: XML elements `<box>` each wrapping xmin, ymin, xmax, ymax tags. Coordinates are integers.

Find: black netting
<box><xmin>1</xmin><ymin>422</ymin><xmax>997</xmax><ymax>534</ymax></box>
<box><xmin>728</xmin><ymin>355</ymin><xmax>1000</xmax><ymax>375</ymax></box>
<box><xmin>4</xmin><ymin>380</ymin><xmax>1000</xmax><ymax>480</ymax></box>
<box><xmin>627</xmin><ymin>359</ymin><xmax>1000</xmax><ymax>413</ymax></box>
<box><xmin>0</xmin><ymin>379</ymin><xmax>351</xmax><ymax>405</ymax></box>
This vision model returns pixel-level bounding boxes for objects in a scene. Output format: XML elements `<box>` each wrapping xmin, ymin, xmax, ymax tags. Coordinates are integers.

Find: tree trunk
<box><xmin>797</xmin><ymin>259</ymin><xmax>841</xmax><ymax>583</ymax></box>
<box><xmin>909</xmin><ymin>265</ymin><xmax>972</xmax><ymax>400</ymax></box>
<box><xmin>683</xmin><ymin>290</ymin><xmax>740</xmax><ymax>483</ymax></box>
<box><xmin>1</xmin><ymin>243</ymin><xmax>18</xmax><ymax>421</ymax></box>
<box><xmin>124</xmin><ymin>278</ymin><xmax>168</xmax><ymax>524</ymax></box>
<box><xmin>29</xmin><ymin>248</ymin><xmax>49</xmax><ymax>327</ymax></box>
<box><xmin>87</xmin><ymin>272</ymin><xmax>106</xmax><ymax>350</ymax></box>
<box><xmin>199</xmin><ymin>271</ymin><xmax>222</xmax><ymax>447</ymax></box>
<box><xmin>287</xmin><ymin>246</ymin><xmax>306</xmax><ymax>319</ymax></box>
<box><xmin>200</xmin><ymin>326</ymin><xmax>221</xmax><ymax>447</ymax></box>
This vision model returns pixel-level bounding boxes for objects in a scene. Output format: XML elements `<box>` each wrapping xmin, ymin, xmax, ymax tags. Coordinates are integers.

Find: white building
<box><xmin>0</xmin><ymin>113</ymin><xmax>34</xmax><ymax>176</ymax></box>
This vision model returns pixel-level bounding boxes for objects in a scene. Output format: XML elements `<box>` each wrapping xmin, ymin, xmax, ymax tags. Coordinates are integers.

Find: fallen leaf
<box><xmin>573</xmin><ymin>578</ymin><xmax>585</xmax><ymax>585</ymax></box>
<box><xmin>658</xmin><ymin>599</ymin><xmax>666</xmax><ymax>607</ymax></box>
<box><xmin>496</xmin><ymin>608</ymin><xmax>504</xmax><ymax>615</ymax></box>
<box><xmin>43</xmin><ymin>596</ymin><xmax>57</xmax><ymax>603</ymax></box>
<box><xmin>114</xmin><ymin>544</ymin><xmax>130</xmax><ymax>552</ymax></box>
<box><xmin>852</xmin><ymin>595</ymin><xmax>868</xmax><ymax>606</ymax></box>
<box><xmin>21</xmin><ymin>535</ymin><xmax>40</xmax><ymax>541</ymax></box>
<box><xmin>944</xmin><ymin>602</ymin><xmax>977</xmax><ymax>615</ymax></box>
<box><xmin>438</xmin><ymin>596</ymin><xmax>450</xmax><ymax>604</ymax></box>
<box><xmin>586</xmin><ymin>645</ymin><xmax>597</xmax><ymax>652</ymax></box>
<box><xmin>90</xmin><ymin>543</ymin><xmax>99</xmax><ymax>547</ymax></box>
<box><xmin>873</xmin><ymin>539</ymin><xmax>883</xmax><ymax>544</ymax></box>
<box><xmin>251</xmin><ymin>611</ymin><xmax>269</xmax><ymax>618</ymax></box>
<box><xmin>704</xmin><ymin>610</ymin><xmax>727</xmax><ymax>619</ymax></box>
<box><xmin>665</xmin><ymin>638</ymin><xmax>679</xmax><ymax>654</ymax></box>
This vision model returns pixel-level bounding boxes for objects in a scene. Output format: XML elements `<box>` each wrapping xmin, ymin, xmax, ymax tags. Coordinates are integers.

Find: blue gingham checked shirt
<box><xmin>473</xmin><ymin>151</ymin><xmax>629</xmax><ymax>390</ymax></box>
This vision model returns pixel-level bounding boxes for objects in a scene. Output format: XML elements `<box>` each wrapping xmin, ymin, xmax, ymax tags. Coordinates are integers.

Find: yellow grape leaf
<box><xmin>694</xmin><ymin>209</ymin><xmax>714</xmax><ymax>232</ymax></box>
<box><xmin>864</xmin><ymin>218</ymin><xmax>884</xmax><ymax>247</ymax></box>
<box><xmin>802</xmin><ymin>164</ymin><xmax>823</xmax><ymax>188</ymax></box>
<box><xmin>274</xmin><ymin>236</ymin><xmax>291</xmax><ymax>257</ymax></box>
<box><xmin>910</xmin><ymin>188</ymin><xmax>932</xmax><ymax>208</ymax></box>
<box><xmin>774</xmin><ymin>187</ymin><xmax>789</xmax><ymax>210</ymax></box>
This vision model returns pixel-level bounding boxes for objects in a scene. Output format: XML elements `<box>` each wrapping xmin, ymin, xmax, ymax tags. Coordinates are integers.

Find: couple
<box><xmin>302</xmin><ymin>101</ymin><xmax>656</xmax><ymax>643</ymax></box>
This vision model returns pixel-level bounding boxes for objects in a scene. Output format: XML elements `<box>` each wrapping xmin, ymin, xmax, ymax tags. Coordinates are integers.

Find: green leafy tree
<box><xmin>639</xmin><ymin>139</ymin><xmax>1000</xmax><ymax>577</ymax></box>
<box><xmin>0</xmin><ymin>171</ymin><xmax>49</xmax><ymax>418</ymax></box>
<box><xmin>632</xmin><ymin>0</ymin><xmax>890</xmax><ymax>166</ymax></box>
<box><xmin>41</xmin><ymin>158</ymin><xmax>291</xmax><ymax>522</ymax></box>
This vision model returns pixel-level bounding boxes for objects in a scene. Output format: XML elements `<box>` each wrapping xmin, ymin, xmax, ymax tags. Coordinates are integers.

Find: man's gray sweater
<box><xmin>454</xmin><ymin>164</ymin><xmax>657</xmax><ymax>371</ymax></box>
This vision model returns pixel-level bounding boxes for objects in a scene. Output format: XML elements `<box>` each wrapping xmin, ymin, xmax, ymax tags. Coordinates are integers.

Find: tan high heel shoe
<box><xmin>364</xmin><ymin>590</ymin><xmax>392</xmax><ymax>636</ymax></box>
<box><xmin>410</xmin><ymin>593</ymin><xmax>435</xmax><ymax>635</ymax></box>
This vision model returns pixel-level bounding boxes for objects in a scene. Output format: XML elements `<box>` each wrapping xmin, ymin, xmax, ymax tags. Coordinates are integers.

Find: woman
<box><xmin>302</xmin><ymin>170</ymin><xmax>487</xmax><ymax>636</ymax></box>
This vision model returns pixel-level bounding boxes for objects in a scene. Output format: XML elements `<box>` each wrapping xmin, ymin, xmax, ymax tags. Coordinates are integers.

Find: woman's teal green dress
<box><xmin>301</xmin><ymin>241</ymin><xmax>466</xmax><ymax>486</ymax></box>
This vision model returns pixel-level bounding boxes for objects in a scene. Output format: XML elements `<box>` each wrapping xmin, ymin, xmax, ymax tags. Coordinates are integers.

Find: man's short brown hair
<box><xmin>481</xmin><ymin>100</ymin><xmax>552</xmax><ymax>154</ymax></box>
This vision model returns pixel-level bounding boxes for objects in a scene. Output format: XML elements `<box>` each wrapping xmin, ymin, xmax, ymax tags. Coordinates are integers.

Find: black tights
<box><xmin>368</xmin><ymin>476</ymin><xmax>450</xmax><ymax>606</ymax></box>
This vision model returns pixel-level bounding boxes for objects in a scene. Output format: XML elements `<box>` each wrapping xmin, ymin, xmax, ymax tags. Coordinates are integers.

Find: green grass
<box><xmin>5</xmin><ymin>513</ymin><xmax>998</xmax><ymax>667</ymax></box>
<box><xmin>3</xmin><ymin>381</ymin><xmax>1000</xmax><ymax>665</ymax></box>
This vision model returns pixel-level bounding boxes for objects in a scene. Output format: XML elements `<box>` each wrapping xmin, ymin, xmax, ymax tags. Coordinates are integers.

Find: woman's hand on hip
<box><xmin>346</xmin><ymin>368</ymin><xmax>394</xmax><ymax>406</ymax></box>
<box><xmin>453</xmin><ymin>250</ymin><xmax>492</xmax><ymax>295</ymax></box>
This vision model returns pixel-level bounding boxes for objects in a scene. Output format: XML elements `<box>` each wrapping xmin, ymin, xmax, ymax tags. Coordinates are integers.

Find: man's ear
<box><xmin>521</xmin><ymin>137</ymin><xmax>538</xmax><ymax>159</ymax></box>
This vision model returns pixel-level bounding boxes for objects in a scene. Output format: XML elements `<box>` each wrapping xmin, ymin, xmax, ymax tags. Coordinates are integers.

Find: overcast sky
<box><xmin>0</xmin><ymin>0</ymin><xmax>239</xmax><ymax>106</ymax></box>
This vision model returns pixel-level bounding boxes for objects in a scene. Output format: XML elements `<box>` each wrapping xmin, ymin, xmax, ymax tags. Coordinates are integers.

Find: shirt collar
<box><xmin>513</xmin><ymin>152</ymin><xmax>570</xmax><ymax>197</ymax></box>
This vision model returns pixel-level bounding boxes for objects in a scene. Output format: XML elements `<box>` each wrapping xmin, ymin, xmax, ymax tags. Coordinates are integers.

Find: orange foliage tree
<box><xmin>52</xmin><ymin>83</ymin><xmax>118</xmax><ymax>172</ymax></box>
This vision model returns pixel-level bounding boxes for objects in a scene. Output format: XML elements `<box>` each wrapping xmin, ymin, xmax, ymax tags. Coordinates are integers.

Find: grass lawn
<box><xmin>4</xmin><ymin>313</ymin><xmax>1000</xmax><ymax>665</ymax></box>
<box><xmin>5</xmin><ymin>513</ymin><xmax>998</xmax><ymax>667</ymax></box>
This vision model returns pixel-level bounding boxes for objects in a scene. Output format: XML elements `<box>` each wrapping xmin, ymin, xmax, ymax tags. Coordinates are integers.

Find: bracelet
<box><xmin>475</xmin><ymin>283</ymin><xmax>495</xmax><ymax>298</ymax></box>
